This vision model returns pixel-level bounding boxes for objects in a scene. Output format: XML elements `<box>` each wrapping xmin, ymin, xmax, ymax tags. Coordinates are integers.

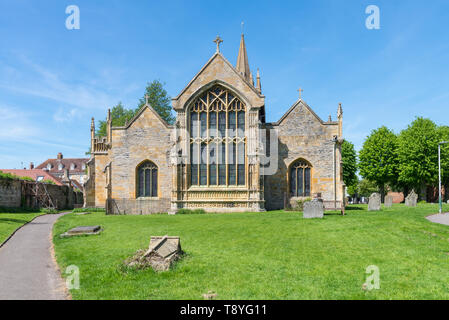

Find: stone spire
<box><xmin>236</xmin><ymin>34</ymin><xmax>251</xmax><ymax>82</ymax></box>
<box><xmin>256</xmin><ymin>68</ymin><xmax>261</xmax><ymax>93</ymax></box>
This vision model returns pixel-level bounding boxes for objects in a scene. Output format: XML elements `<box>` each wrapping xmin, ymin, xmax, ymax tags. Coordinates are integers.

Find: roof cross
<box><xmin>213</xmin><ymin>35</ymin><xmax>223</xmax><ymax>53</ymax></box>
<box><xmin>297</xmin><ymin>87</ymin><xmax>304</xmax><ymax>99</ymax></box>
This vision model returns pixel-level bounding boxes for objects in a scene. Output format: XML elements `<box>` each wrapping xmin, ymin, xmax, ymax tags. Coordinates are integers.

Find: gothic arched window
<box><xmin>189</xmin><ymin>85</ymin><xmax>246</xmax><ymax>187</ymax></box>
<box><xmin>290</xmin><ymin>159</ymin><xmax>312</xmax><ymax>197</ymax></box>
<box><xmin>137</xmin><ymin>160</ymin><xmax>158</xmax><ymax>197</ymax></box>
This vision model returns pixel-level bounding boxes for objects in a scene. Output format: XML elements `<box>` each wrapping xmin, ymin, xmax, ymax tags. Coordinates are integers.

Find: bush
<box><xmin>72</xmin><ymin>207</ymin><xmax>105</xmax><ymax>213</ymax></box>
<box><xmin>42</xmin><ymin>179</ymin><xmax>56</xmax><ymax>185</ymax></box>
<box><xmin>0</xmin><ymin>206</ymin><xmax>39</xmax><ymax>213</ymax></box>
<box><xmin>41</xmin><ymin>208</ymin><xmax>59</xmax><ymax>214</ymax></box>
<box><xmin>296</xmin><ymin>198</ymin><xmax>312</xmax><ymax>211</ymax></box>
<box><xmin>176</xmin><ymin>208</ymin><xmax>206</xmax><ymax>215</ymax></box>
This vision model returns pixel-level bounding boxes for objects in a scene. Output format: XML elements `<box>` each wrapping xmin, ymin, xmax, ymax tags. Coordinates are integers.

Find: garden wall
<box><xmin>0</xmin><ymin>179</ymin><xmax>21</xmax><ymax>208</ymax></box>
<box><xmin>0</xmin><ymin>177</ymin><xmax>83</xmax><ymax>210</ymax></box>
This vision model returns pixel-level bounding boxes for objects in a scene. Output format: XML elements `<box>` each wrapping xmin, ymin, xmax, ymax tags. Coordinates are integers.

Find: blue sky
<box><xmin>0</xmin><ymin>0</ymin><xmax>448</xmax><ymax>168</ymax></box>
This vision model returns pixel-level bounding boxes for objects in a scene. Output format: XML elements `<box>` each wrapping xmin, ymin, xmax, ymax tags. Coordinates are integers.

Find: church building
<box><xmin>85</xmin><ymin>34</ymin><xmax>345</xmax><ymax>214</ymax></box>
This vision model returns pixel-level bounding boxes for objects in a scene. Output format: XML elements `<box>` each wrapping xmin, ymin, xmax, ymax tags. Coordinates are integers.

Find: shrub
<box><xmin>43</xmin><ymin>179</ymin><xmax>56</xmax><ymax>185</ymax></box>
<box><xmin>176</xmin><ymin>208</ymin><xmax>206</xmax><ymax>215</ymax></box>
<box><xmin>296</xmin><ymin>198</ymin><xmax>312</xmax><ymax>211</ymax></box>
<box><xmin>72</xmin><ymin>207</ymin><xmax>105</xmax><ymax>213</ymax></box>
<box><xmin>41</xmin><ymin>208</ymin><xmax>58</xmax><ymax>214</ymax></box>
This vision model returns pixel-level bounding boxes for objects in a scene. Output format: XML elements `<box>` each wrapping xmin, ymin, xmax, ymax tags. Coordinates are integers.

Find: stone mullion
<box><xmin>206</xmin><ymin>93</ymin><xmax>210</xmax><ymax>186</ymax></box>
<box><xmin>234</xmin><ymin>110</ymin><xmax>238</xmax><ymax>185</ymax></box>
<box><xmin>225</xmin><ymin>91</ymin><xmax>229</xmax><ymax>186</ymax></box>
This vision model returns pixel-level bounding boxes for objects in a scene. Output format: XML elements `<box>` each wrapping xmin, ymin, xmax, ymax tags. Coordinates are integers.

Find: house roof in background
<box><xmin>0</xmin><ymin>169</ymin><xmax>63</xmax><ymax>185</ymax></box>
<box><xmin>36</xmin><ymin>156</ymin><xmax>88</xmax><ymax>175</ymax></box>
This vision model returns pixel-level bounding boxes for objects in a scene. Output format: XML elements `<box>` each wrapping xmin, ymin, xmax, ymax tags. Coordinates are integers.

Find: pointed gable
<box><xmin>172</xmin><ymin>53</ymin><xmax>264</xmax><ymax>111</ymax></box>
<box><xmin>112</xmin><ymin>104</ymin><xmax>171</xmax><ymax>134</ymax></box>
<box><xmin>276</xmin><ymin>99</ymin><xmax>338</xmax><ymax>138</ymax></box>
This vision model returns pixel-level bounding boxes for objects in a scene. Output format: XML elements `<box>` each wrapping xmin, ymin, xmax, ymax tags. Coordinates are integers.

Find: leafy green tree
<box><xmin>346</xmin><ymin>177</ymin><xmax>359</xmax><ymax>197</ymax></box>
<box><xmin>359</xmin><ymin>126</ymin><xmax>399</xmax><ymax>200</ymax></box>
<box><xmin>397</xmin><ymin>118</ymin><xmax>440</xmax><ymax>198</ymax></box>
<box><xmin>96</xmin><ymin>80</ymin><xmax>174</xmax><ymax>138</ymax></box>
<box><xmin>438</xmin><ymin>125</ymin><xmax>449</xmax><ymax>200</ymax></box>
<box><xmin>357</xmin><ymin>179</ymin><xmax>379</xmax><ymax>197</ymax></box>
<box><xmin>341</xmin><ymin>140</ymin><xmax>358</xmax><ymax>191</ymax></box>
<box><xmin>96</xmin><ymin>102</ymin><xmax>135</xmax><ymax>137</ymax></box>
<box><xmin>137</xmin><ymin>80</ymin><xmax>175</xmax><ymax>125</ymax></box>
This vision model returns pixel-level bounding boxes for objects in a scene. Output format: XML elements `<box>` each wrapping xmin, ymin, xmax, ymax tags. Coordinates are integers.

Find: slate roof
<box><xmin>36</xmin><ymin>156</ymin><xmax>88</xmax><ymax>175</ymax></box>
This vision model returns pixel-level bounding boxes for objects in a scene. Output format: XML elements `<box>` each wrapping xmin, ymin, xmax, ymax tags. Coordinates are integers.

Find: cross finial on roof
<box><xmin>145</xmin><ymin>94</ymin><xmax>149</xmax><ymax>105</ymax></box>
<box><xmin>241</xmin><ymin>21</ymin><xmax>244</xmax><ymax>34</ymax></box>
<box><xmin>213</xmin><ymin>35</ymin><xmax>223</xmax><ymax>53</ymax></box>
<box><xmin>297</xmin><ymin>87</ymin><xmax>304</xmax><ymax>99</ymax></box>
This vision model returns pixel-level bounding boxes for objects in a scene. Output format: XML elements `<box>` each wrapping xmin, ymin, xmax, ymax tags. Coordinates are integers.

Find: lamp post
<box><xmin>439</xmin><ymin>141</ymin><xmax>449</xmax><ymax>214</ymax></box>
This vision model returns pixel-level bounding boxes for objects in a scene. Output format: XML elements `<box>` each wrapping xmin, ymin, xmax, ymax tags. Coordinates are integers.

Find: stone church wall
<box><xmin>264</xmin><ymin>103</ymin><xmax>342</xmax><ymax>210</ymax></box>
<box><xmin>107</xmin><ymin>107</ymin><xmax>173</xmax><ymax>214</ymax></box>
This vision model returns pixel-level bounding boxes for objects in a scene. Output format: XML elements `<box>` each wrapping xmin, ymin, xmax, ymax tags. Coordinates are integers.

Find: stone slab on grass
<box><xmin>60</xmin><ymin>225</ymin><xmax>102</xmax><ymax>237</ymax></box>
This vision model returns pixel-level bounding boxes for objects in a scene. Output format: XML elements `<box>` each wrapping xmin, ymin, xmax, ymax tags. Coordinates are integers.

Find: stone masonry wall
<box><xmin>0</xmin><ymin>177</ymin><xmax>82</xmax><ymax>209</ymax></box>
<box><xmin>264</xmin><ymin>102</ymin><xmax>342</xmax><ymax>210</ymax></box>
<box><xmin>108</xmin><ymin>107</ymin><xmax>172</xmax><ymax>214</ymax></box>
<box><xmin>0</xmin><ymin>179</ymin><xmax>21</xmax><ymax>207</ymax></box>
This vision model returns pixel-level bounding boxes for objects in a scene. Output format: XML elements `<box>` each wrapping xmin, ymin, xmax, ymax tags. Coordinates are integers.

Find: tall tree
<box><xmin>397</xmin><ymin>117</ymin><xmax>439</xmax><ymax>198</ymax></box>
<box><xmin>96</xmin><ymin>102</ymin><xmax>135</xmax><ymax>137</ymax></box>
<box><xmin>137</xmin><ymin>80</ymin><xmax>175</xmax><ymax>124</ymax></box>
<box><xmin>437</xmin><ymin>125</ymin><xmax>449</xmax><ymax>201</ymax></box>
<box><xmin>341</xmin><ymin>140</ymin><xmax>358</xmax><ymax>191</ymax></box>
<box><xmin>96</xmin><ymin>80</ymin><xmax>174</xmax><ymax>138</ymax></box>
<box><xmin>359</xmin><ymin>126</ymin><xmax>399</xmax><ymax>200</ymax></box>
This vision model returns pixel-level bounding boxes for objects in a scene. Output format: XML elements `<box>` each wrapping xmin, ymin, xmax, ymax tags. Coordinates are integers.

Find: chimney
<box><xmin>29</xmin><ymin>162</ymin><xmax>34</xmax><ymax>170</ymax></box>
<box><xmin>57</xmin><ymin>152</ymin><xmax>63</xmax><ymax>160</ymax></box>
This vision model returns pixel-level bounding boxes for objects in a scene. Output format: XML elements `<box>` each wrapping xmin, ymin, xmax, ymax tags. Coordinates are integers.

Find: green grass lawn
<box><xmin>53</xmin><ymin>203</ymin><xmax>449</xmax><ymax>300</ymax></box>
<box><xmin>0</xmin><ymin>211</ymin><xmax>44</xmax><ymax>244</ymax></box>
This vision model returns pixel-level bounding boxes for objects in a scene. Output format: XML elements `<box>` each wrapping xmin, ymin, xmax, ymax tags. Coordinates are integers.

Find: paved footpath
<box><xmin>0</xmin><ymin>212</ymin><xmax>69</xmax><ymax>300</ymax></box>
<box><xmin>426</xmin><ymin>213</ymin><xmax>449</xmax><ymax>226</ymax></box>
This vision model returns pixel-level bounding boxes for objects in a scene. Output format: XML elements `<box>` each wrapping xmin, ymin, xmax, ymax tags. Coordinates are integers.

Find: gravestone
<box><xmin>303</xmin><ymin>194</ymin><xmax>324</xmax><ymax>219</ymax></box>
<box><xmin>125</xmin><ymin>236</ymin><xmax>183</xmax><ymax>271</ymax></box>
<box><xmin>61</xmin><ymin>225</ymin><xmax>102</xmax><ymax>237</ymax></box>
<box><xmin>368</xmin><ymin>193</ymin><xmax>381</xmax><ymax>211</ymax></box>
<box><xmin>384</xmin><ymin>195</ymin><xmax>393</xmax><ymax>208</ymax></box>
<box><xmin>405</xmin><ymin>190</ymin><xmax>418</xmax><ymax>207</ymax></box>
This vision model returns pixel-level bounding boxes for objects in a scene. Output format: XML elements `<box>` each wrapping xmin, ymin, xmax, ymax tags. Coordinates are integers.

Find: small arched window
<box><xmin>290</xmin><ymin>159</ymin><xmax>312</xmax><ymax>197</ymax></box>
<box><xmin>137</xmin><ymin>161</ymin><xmax>158</xmax><ymax>198</ymax></box>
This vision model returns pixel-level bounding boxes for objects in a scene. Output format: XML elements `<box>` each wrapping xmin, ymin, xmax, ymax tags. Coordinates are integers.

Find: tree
<box><xmin>437</xmin><ymin>125</ymin><xmax>449</xmax><ymax>201</ymax></box>
<box><xmin>397</xmin><ymin>118</ymin><xmax>440</xmax><ymax>199</ymax></box>
<box><xmin>96</xmin><ymin>80</ymin><xmax>174</xmax><ymax>138</ymax></box>
<box><xmin>96</xmin><ymin>102</ymin><xmax>135</xmax><ymax>137</ymax></box>
<box><xmin>359</xmin><ymin>126</ymin><xmax>399</xmax><ymax>200</ymax></box>
<box><xmin>357</xmin><ymin>179</ymin><xmax>379</xmax><ymax>197</ymax></box>
<box><xmin>341</xmin><ymin>140</ymin><xmax>358</xmax><ymax>191</ymax></box>
<box><xmin>137</xmin><ymin>80</ymin><xmax>175</xmax><ymax>125</ymax></box>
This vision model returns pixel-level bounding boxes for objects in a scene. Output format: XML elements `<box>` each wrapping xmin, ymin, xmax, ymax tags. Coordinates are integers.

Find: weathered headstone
<box><xmin>61</xmin><ymin>225</ymin><xmax>102</xmax><ymax>237</ymax></box>
<box><xmin>368</xmin><ymin>193</ymin><xmax>381</xmax><ymax>211</ymax></box>
<box><xmin>405</xmin><ymin>190</ymin><xmax>418</xmax><ymax>207</ymax></box>
<box><xmin>384</xmin><ymin>195</ymin><xmax>393</xmax><ymax>208</ymax></box>
<box><xmin>303</xmin><ymin>194</ymin><xmax>324</xmax><ymax>219</ymax></box>
<box><xmin>125</xmin><ymin>236</ymin><xmax>183</xmax><ymax>271</ymax></box>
